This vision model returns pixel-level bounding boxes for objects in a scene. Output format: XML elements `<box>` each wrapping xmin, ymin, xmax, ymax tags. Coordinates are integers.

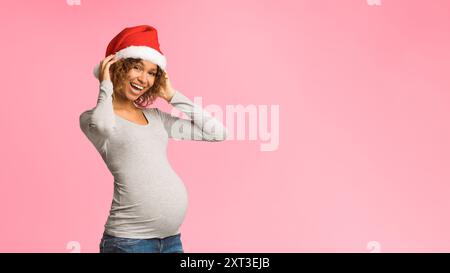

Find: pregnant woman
<box><xmin>79</xmin><ymin>25</ymin><xmax>228</xmax><ymax>253</ymax></box>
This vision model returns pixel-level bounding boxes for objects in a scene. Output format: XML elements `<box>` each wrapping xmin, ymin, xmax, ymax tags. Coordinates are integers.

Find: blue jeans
<box><xmin>99</xmin><ymin>232</ymin><xmax>184</xmax><ymax>253</ymax></box>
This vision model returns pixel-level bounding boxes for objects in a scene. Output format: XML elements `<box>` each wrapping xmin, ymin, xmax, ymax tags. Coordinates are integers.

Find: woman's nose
<box><xmin>137</xmin><ymin>72</ymin><xmax>147</xmax><ymax>84</ymax></box>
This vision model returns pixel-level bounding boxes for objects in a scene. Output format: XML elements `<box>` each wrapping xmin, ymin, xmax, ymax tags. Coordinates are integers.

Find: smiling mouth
<box><xmin>129</xmin><ymin>82</ymin><xmax>145</xmax><ymax>94</ymax></box>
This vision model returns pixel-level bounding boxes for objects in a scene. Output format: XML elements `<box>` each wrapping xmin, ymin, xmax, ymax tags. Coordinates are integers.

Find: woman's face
<box><xmin>120</xmin><ymin>59</ymin><xmax>158</xmax><ymax>101</ymax></box>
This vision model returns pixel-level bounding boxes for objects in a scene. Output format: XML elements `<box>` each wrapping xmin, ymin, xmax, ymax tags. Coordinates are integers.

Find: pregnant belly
<box><xmin>106</xmin><ymin>173</ymin><xmax>189</xmax><ymax>238</ymax></box>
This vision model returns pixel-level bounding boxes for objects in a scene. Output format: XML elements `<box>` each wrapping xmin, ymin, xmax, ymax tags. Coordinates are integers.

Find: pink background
<box><xmin>1</xmin><ymin>0</ymin><xmax>449</xmax><ymax>252</ymax></box>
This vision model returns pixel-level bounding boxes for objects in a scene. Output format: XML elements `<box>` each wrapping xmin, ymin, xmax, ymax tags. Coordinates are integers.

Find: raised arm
<box><xmin>79</xmin><ymin>80</ymin><xmax>116</xmax><ymax>151</ymax></box>
<box><xmin>156</xmin><ymin>90</ymin><xmax>228</xmax><ymax>141</ymax></box>
<box><xmin>80</xmin><ymin>54</ymin><xmax>119</xmax><ymax>152</ymax></box>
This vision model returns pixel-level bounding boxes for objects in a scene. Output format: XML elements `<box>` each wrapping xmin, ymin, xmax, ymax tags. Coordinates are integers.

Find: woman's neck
<box><xmin>112</xmin><ymin>94</ymin><xmax>140</xmax><ymax>112</ymax></box>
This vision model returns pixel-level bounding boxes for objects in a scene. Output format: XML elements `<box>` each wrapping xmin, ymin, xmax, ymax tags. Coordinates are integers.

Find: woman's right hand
<box><xmin>98</xmin><ymin>54</ymin><xmax>119</xmax><ymax>83</ymax></box>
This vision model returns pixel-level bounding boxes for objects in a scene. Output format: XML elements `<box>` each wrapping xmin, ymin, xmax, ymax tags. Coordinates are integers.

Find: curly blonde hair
<box><xmin>109</xmin><ymin>58</ymin><xmax>165</xmax><ymax>108</ymax></box>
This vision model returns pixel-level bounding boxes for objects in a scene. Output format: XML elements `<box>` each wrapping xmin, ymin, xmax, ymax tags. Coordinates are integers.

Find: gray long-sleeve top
<box><xmin>79</xmin><ymin>80</ymin><xmax>228</xmax><ymax>239</ymax></box>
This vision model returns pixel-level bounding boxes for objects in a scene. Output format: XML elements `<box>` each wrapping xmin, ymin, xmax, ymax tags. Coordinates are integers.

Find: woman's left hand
<box><xmin>158</xmin><ymin>71</ymin><xmax>176</xmax><ymax>102</ymax></box>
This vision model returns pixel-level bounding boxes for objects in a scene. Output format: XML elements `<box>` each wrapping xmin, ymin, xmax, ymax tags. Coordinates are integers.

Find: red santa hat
<box><xmin>93</xmin><ymin>25</ymin><xmax>167</xmax><ymax>79</ymax></box>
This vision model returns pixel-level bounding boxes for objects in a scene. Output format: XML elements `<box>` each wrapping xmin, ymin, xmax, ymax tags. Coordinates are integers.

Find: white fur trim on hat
<box><xmin>93</xmin><ymin>45</ymin><xmax>167</xmax><ymax>79</ymax></box>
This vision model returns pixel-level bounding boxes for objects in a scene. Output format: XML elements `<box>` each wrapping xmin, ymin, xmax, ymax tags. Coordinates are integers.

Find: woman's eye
<box><xmin>148</xmin><ymin>72</ymin><xmax>156</xmax><ymax>76</ymax></box>
<box><xmin>133</xmin><ymin>66</ymin><xmax>142</xmax><ymax>70</ymax></box>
